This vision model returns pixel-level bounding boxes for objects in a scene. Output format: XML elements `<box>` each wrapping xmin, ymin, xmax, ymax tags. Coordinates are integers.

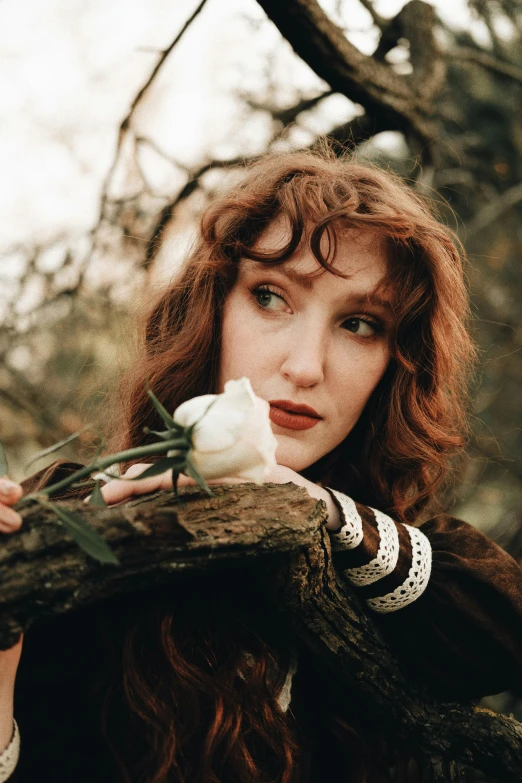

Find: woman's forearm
<box><xmin>0</xmin><ymin>639</ymin><xmax>22</xmax><ymax>751</ymax></box>
<box><xmin>0</xmin><ymin>686</ymin><xmax>14</xmax><ymax>754</ymax></box>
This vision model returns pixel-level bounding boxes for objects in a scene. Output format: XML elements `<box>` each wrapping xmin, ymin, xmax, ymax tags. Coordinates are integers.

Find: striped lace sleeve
<box><xmin>326</xmin><ymin>489</ymin><xmax>432</xmax><ymax>614</ymax></box>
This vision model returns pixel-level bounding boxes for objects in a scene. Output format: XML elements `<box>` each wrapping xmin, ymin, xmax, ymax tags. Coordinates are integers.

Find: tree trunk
<box><xmin>2</xmin><ymin>483</ymin><xmax>521</xmax><ymax>781</ymax></box>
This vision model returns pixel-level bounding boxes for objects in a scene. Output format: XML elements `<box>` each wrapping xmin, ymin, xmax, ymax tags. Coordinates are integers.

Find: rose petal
<box><xmin>175</xmin><ymin>378</ymin><xmax>277</xmax><ymax>484</ymax></box>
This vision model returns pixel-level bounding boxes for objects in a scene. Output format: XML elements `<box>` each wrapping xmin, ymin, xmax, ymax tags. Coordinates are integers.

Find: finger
<box><xmin>83</xmin><ymin>463</ymin><xmax>153</xmax><ymax>505</ymax></box>
<box><xmin>123</xmin><ymin>463</ymin><xmax>154</xmax><ymax>479</ymax></box>
<box><xmin>0</xmin><ymin>478</ymin><xmax>23</xmax><ymax>506</ymax></box>
<box><xmin>0</xmin><ymin>504</ymin><xmax>22</xmax><ymax>532</ymax></box>
<box><xmin>83</xmin><ymin>471</ymin><xmax>196</xmax><ymax>507</ymax></box>
<box><xmin>100</xmin><ymin>471</ymin><xmax>175</xmax><ymax>506</ymax></box>
<box><xmin>118</xmin><ymin>467</ymin><xmax>195</xmax><ymax>487</ymax></box>
<box><xmin>205</xmin><ymin>476</ymin><xmax>248</xmax><ymax>485</ymax></box>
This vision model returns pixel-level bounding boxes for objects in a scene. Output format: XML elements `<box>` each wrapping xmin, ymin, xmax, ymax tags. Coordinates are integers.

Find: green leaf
<box><xmin>24</xmin><ymin>425</ymin><xmax>93</xmax><ymax>472</ymax></box>
<box><xmin>89</xmin><ymin>480</ymin><xmax>107</xmax><ymax>507</ymax></box>
<box><xmin>146</xmin><ymin>380</ymin><xmax>182</xmax><ymax>432</ymax></box>
<box><xmin>184</xmin><ymin>453</ymin><xmax>213</xmax><ymax>496</ymax></box>
<box><xmin>0</xmin><ymin>442</ymin><xmax>8</xmax><ymax>476</ymax></box>
<box><xmin>126</xmin><ymin>457</ymin><xmax>187</xmax><ymax>481</ymax></box>
<box><xmin>45</xmin><ymin>501</ymin><xmax>119</xmax><ymax>565</ymax></box>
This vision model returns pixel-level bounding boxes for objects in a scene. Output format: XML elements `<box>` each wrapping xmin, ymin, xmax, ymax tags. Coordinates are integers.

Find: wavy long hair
<box><xmin>110</xmin><ymin>145</ymin><xmax>475</xmax><ymax>523</ymax></box>
<box><xmin>96</xmin><ymin>145</ymin><xmax>474</xmax><ymax>781</ymax></box>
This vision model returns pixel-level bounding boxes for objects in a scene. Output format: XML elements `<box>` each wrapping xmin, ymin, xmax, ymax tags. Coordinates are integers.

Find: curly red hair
<box><xmin>110</xmin><ymin>145</ymin><xmax>475</xmax><ymax>523</ymax></box>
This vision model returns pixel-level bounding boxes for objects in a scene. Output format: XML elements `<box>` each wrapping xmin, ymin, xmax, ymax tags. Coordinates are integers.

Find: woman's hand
<box><xmin>90</xmin><ymin>463</ymin><xmax>258</xmax><ymax>506</ymax></box>
<box><xmin>91</xmin><ymin>463</ymin><xmax>340</xmax><ymax>529</ymax></box>
<box><xmin>0</xmin><ymin>477</ymin><xmax>23</xmax><ymax>533</ymax></box>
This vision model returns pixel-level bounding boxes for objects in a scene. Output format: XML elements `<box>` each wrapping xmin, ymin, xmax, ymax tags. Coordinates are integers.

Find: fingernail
<box><xmin>0</xmin><ymin>479</ymin><xmax>19</xmax><ymax>498</ymax></box>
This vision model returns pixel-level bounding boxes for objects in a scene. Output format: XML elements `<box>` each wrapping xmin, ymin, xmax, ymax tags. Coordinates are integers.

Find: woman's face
<box><xmin>217</xmin><ymin>220</ymin><xmax>393</xmax><ymax>472</ymax></box>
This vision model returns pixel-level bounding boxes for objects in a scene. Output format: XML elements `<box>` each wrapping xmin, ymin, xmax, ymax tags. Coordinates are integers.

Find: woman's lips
<box><xmin>269</xmin><ymin>400</ymin><xmax>322</xmax><ymax>431</ymax></box>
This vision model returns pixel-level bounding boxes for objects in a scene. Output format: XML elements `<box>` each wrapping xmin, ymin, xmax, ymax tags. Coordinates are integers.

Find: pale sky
<box><xmin>0</xmin><ymin>0</ymin><xmax>507</xmax><ymax>255</ymax></box>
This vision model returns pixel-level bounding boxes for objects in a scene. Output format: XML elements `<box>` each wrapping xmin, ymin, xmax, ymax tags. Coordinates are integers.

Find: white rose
<box><xmin>173</xmin><ymin>378</ymin><xmax>278</xmax><ymax>483</ymax></box>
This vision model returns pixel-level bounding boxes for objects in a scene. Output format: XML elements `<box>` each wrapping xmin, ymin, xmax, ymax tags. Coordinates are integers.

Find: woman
<box><xmin>0</xmin><ymin>146</ymin><xmax>521</xmax><ymax>782</ymax></box>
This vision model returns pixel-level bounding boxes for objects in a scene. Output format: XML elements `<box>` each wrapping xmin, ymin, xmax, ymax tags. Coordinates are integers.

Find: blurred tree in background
<box><xmin>2</xmin><ymin>0</ymin><xmax>522</xmax><ymax>532</ymax></box>
<box><xmin>1</xmin><ymin>0</ymin><xmax>521</xmax><ymax>681</ymax></box>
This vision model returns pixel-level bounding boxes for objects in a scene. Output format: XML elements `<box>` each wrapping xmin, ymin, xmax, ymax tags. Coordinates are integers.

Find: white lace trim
<box><xmin>238</xmin><ymin>652</ymin><xmax>298</xmax><ymax>714</ymax></box>
<box><xmin>342</xmin><ymin>509</ymin><xmax>400</xmax><ymax>586</ymax></box>
<box><xmin>327</xmin><ymin>489</ymin><xmax>363</xmax><ymax>550</ymax></box>
<box><xmin>0</xmin><ymin>720</ymin><xmax>20</xmax><ymax>782</ymax></box>
<box><xmin>92</xmin><ymin>467</ymin><xmax>121</xmax><ymax>482</ymax></box>
<box><xmin>367</xmin><ymin>525</ymin><xmax>432</xmax><ymax>614</ymax></box>
<box><xmin>277</xmin><ymin>655</ymin><xmax>299</xmax><ymax>713</ymax></box>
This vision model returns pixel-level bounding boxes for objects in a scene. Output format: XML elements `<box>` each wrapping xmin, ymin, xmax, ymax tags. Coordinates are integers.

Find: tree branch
<box><xmin>358</xmin><ymin>0</ymin><xmax>387</xmax><ymax>30</ymax></box>
<box><xmin>94</xmin><ymin>0</ymin><xmax>210</xmax><ymax>233</ymax></box>
<box><xmin>244</xmin><ymin>89</ymin><xmax>334</xmax><ymax>125</ymax></box>
<box><xmin>2</xmin><ymin>484</ymin><xmax>521</xmax><ymax>780</ymax></box>
<box><xmin>255</xmin><ymin>0</ymin><xmax>441</xmax><ymax>149</ymax></box>
<box><xmin>466</xmin><ymin>181</ymin><xmax>522</xmax><ymax>241</ymax></box>
<box><xmin>450</xmin><ymin>46</ymin><xmax>522</xmax><ymax>83</ymax></box>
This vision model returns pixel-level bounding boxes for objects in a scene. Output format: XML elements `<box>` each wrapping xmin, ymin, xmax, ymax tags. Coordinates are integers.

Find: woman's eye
<box><xmin>343</xmin><ymin>318</ymin><xmax>378</xmax><ymax>337</ymax></box>
<box><xmin>252</xmin><ymin>287</ymin><xmax>286</xmax><ymax>311</ymax></box>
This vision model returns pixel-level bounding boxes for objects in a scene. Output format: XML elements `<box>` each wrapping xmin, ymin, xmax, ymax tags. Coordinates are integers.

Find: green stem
<box><xmin>16</xmin><ymin>438</ymin><xmax>189</xmax><ymax>509</ymax></box>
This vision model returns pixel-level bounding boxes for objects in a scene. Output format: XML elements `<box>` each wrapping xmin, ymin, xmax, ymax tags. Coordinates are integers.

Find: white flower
<box><xmin>173</xmin><ymin>378</ymin><xmax>278</xmax><ymax>483</ymax></box>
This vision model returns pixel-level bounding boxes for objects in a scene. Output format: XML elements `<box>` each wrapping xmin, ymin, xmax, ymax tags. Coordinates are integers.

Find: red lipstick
<box><xmin>269</xmin><ymin>400</ymin><xmax>322</xmax><ymax>431</ymax></box>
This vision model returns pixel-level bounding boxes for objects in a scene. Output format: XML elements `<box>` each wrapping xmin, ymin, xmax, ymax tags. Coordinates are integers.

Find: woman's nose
<box><xmin>280</xmin><ymin>327</ymin><xmax>326</xmax><ymax>388</ymax></box>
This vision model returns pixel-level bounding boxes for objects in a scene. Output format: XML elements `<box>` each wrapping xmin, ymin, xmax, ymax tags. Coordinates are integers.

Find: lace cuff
<box><xmin>92</xmin><ymin>468</ymin><xmax>120</xmax><ymax>482</ymax></box>
<box><xmin>0</xmin><ymin>721</ymin><xmax>20</xmax><ymax>782</ymax></box>
<box><xmin>326</xmin><ymin>488</ymin><xmax>432</xmax><ymax>614</ymax></box>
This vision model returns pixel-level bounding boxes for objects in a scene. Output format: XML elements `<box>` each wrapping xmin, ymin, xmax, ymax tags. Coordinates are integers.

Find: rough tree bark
<box><xmin>1</xmin><ymin>484</ymin><xmax>521</xmax><ymax>782</ymax></box>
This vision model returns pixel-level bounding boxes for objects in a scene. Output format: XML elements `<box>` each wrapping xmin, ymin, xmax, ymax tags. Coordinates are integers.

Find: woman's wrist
<box><xmin>322</xmin><ymin>491</ymin><xmax>342</xmax><ymax>530</ymax></box>
<box><xmin>0</xmin><ymin>684</ymin><xmax>15</xmax><ymax>754</ymax></box>
<box><xmin>289</xmin><ymin>474</ymin><xmax>341</xmax><ymax>530</ymax></box>
<box><xmin>0</xmin><ymin>638</ymin><xmax>22</xmax><ymax>753</ymax></box>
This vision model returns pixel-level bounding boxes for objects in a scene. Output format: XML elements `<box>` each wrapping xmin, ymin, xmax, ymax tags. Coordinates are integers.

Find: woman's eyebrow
<box><xmin>280</xmin><ymin>266</ymin><xmax>395</xmax><ymax>312</ymax></box>
<box><xmin>244</xmin><ymin>262</ymin><xmax>394</xmax><ymax>310</ymax></box>
<box><xmin>347</xmin><ymin>290</ymin><xmax>394</xmax><ymax>313</ymax></box>
<box><xmin>277</xmin><ymin>266</ymin><xmax>315</xmax><ymax>290</ymax></box>
<box><xmin>242</xmin><ymin>260</ymin><xmax>315</xmax><ymax>290</ymax></box>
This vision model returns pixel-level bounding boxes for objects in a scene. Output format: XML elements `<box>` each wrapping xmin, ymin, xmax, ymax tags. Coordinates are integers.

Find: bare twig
<box><xmin>450</xmin><ymin>46</ymin><xmax>522</xmax><ymax>82</ymax></box>
<box><xmin>358</xmin><ymin>0</ymin><xmax>387</xmax><ymax>30</ymax></box>
<box><xmin>244</xmin><ymin>89</ymin><xmax>334</xmax><ymax>125</ymax></box>
<box><xmin>94</xmin><ymin>0</ymin><xmax>210</xmax><ymax>233</ymax></box>
<box><xmin>466</xmin><ymin>181</ymin><xmax>522</xmax><ymax>241</ymax></box>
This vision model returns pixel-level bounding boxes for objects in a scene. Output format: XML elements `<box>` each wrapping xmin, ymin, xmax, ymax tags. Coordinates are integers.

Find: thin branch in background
<box><xmin>243</xmin><ymin>89</ymin><xmax>334</xmax><ymax>125</ymax></box>
<box><xmin>145</xmin><ymin>98</ymin><xmax>381</xmax><ymax>269</ymax></box>
<box><xmin>145</xmin><ymin>155</ymin><xmax>260</xmax><ymax>268</ymax></box>
<box><xmin>451</xmin><ymin>46</ymin><xmax>522</xmax><ymax>82</ymax></box>
<box><xmin>358</xmin><ymin>0</ymin><xmax>386</xmax><ymax>30</ymax></box>
<box><xmin>94</xmin><ymin>0</ymin><xmax>210</xmax><ymax>237</ymax></box>
<box><xmin>466</xmin><ymin>181</ymin><xmax>522</xmax><ymax>240</ymax></box>
<box><xmin>327</xmin><ymin>112</ymin><xmax>389</xmax><ymax>147</ymax></box>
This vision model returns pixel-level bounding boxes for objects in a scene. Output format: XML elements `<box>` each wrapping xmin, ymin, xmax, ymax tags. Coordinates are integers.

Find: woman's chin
<box><xmin>274</xmin><ymin>437</ymin><xmax>316</xmax><ymax>473</ymax></box>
